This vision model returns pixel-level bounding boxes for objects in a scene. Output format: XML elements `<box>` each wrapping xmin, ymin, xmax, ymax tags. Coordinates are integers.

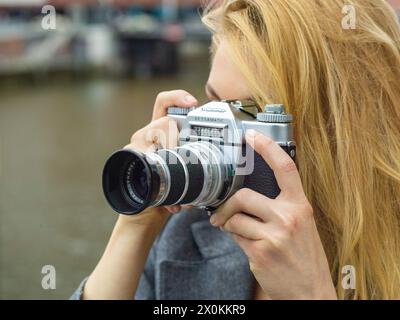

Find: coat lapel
<box><xmin>157</xmin><ymin>217</ymin><xmax>255</xmax><ymax>300</ymax></box>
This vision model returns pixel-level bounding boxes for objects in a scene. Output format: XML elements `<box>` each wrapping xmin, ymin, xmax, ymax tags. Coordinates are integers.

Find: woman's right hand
<box><xmin>119</xmin><ymin>90</ymin><xmax>198</xmax><ymax>226</ymax></box>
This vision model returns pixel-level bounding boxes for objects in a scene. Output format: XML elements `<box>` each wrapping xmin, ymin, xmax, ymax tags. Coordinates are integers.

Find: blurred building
<box><xmin>0</xmin><ymin>0</ymin><xmax>211</xmax><ymax>78</ymax></box>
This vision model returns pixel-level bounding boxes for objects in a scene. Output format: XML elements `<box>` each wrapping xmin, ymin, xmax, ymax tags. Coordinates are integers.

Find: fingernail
<box><xmin>183</xmin><ymin>95</ymin><xmax>197</xmax><ymax>104</ymax></box>
<box><xmin>210</xmin><ymin>214</ymin><xmax>218</xmax><ymax>226</ymax></box>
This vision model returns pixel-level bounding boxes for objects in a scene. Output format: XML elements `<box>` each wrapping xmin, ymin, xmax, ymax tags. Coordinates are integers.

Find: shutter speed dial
<box><xmin>257</xmin><ymin>104</ymin><xmax>293</xmax><ymax>123</ymax></box>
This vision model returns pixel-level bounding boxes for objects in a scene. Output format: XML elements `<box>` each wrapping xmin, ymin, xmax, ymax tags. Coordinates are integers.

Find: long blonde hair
<box><xmin>203</xmin><ymin>0</ymin><xmax>400</xmax><ymax>299</ymax></box>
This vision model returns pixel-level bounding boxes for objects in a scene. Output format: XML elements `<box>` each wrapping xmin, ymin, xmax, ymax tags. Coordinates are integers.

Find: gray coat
<box><xmin>70</xmin><ymin>209</ymin><xmax>255</xmax><ymax>300</ymax></box>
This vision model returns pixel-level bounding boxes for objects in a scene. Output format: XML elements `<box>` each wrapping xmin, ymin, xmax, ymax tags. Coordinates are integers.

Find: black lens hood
<box><xmin>102</xmin><ymin>149</ymin><xmax>153</xmax><ymax>215</ymax></box>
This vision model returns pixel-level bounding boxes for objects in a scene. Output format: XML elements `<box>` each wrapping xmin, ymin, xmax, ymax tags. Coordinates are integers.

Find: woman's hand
<box><xmin>210</xmin><ymin>129</ymin><xmax>337</xmax><ymax>300</ymax></box>
<box><xmin>126</xmin><ymin>89</ymin><xmax>198</xmax><ymax>153</ymax></box>
<box><xmin>121</xmin><ymin>90</ymin><xmax>198</xmax><ymax>223</ymax></box>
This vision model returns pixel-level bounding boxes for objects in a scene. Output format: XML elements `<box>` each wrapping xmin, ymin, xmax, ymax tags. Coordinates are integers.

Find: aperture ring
<box><xmin>146</xmin><ymin>153</ymin><xmax>171</xmax><ymax>207</ymax></box>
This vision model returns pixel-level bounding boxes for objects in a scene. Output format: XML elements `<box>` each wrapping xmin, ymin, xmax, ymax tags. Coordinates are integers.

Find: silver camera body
<box><xmin>167</xmin><ymin>100</ymin><xmax>296</xmax><ymax>208</ymax></box>
<box><xmin>102</xmin><ymin>100</ymin><xmax>296</xmax><ymax>215</ymax></box>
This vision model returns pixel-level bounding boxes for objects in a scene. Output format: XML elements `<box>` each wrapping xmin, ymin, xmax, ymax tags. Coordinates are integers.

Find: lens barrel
<box><xmin>102</xmin><ymin>142</ymin><xmax>229</xmax><ymax>215</ymax></box>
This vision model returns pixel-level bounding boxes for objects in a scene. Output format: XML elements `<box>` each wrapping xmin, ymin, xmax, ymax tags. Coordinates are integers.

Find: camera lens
<box><xmin>102</xmin><ymin>150</ymin><xmax>156</xmax><ymax>214</ymax></box>
<box><xmin>102</xmin><ymin>142</ymin><xmax>234</xmax><ymax>215</ymax></box>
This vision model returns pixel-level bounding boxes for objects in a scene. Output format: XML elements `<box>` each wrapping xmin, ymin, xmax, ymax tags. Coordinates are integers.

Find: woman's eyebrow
<box><xmin>205</xmin><ymin>83</ymin><xmax>222</xmax><ymax>101</ymax></box>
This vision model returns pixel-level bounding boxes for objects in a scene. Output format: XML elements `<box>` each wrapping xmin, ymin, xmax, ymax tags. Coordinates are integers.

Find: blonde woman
<box><xmin>71</xmin><ymin>0</ymin><xmax>400</xmax><ymax>300</ymax></box>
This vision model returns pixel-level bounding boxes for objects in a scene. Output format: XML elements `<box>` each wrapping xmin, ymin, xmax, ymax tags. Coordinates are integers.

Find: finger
<box><xmin>147</xmin><ymin>117</ymin><xmax>179</xmax><ymax>149</ymax></box>
<box><xmin>129</xmin><ymin>117</ymin><xmax>179</xmax><ymax>152</ymax></box>
<box><xmin>246</xmin><ymin>130</ymin><xmax>304</xmax><ymax>200</ymax></box>
<box><xmin>210</xmin><ymin>188</ymin><xmax>274</xmax><ymax>227</ymax></box>
<box><xmin>222</xmin><ymin>213</ymin><xmax>266</xmax><ymax>240</ymax></box>
<box><xmin>123</xmin><ymin>143</ymin><xmax>156</xmax><ymax>154</ymax></box>
<box><xmin>230</xmin><ymin>233</ymin><xmax>254</xmax><ymax>254</ymax></box>
<box><xmin>181</xmin><ymin>205</ymin><xmax>194</xmax><ymax>210</ymax></box>
<box><xmin>165</xmin><ymin>205</ymin><xmax>181</xmax><ymax>214</ymax></box>
<box><xmin>152</xmin><ymin>90</ymin><xmax>198</xmax><ymax>121</ymax></box>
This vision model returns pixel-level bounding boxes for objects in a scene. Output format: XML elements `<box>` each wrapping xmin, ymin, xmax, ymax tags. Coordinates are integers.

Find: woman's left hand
<box><xmin>210</xmin><ymin>130</ymin><xmax>337</xmax><ymax>300</ymax></box>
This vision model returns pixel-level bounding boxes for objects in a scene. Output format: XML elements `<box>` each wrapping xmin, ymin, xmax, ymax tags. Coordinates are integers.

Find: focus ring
<box><xmin>177</xmin><ymin>148</ymin><xmax>205</xmax><ymax>204</ymax></box>
<box><xmin>156</xmin><ymin>150</ymin><xmax>186</xmax><ymax>206</ymax></box>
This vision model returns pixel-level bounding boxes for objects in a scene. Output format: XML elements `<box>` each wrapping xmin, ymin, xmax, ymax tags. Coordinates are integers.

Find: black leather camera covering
<box><xmin>243</xmin><ymin>145</ymin><xmax>296</xmax><ymax>199</ymax></box>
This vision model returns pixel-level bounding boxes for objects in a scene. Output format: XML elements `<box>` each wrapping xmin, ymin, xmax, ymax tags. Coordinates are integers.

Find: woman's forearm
<box><xmin>82</xmin><ymin>208</ymin><xmax>170</xmax><ymax>300</ymax></box>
